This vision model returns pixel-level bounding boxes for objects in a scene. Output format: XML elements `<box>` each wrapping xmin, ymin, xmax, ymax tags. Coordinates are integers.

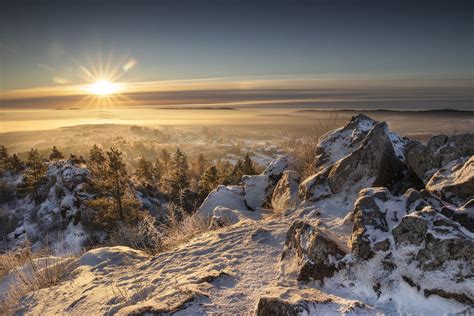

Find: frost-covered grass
<box><xmin>0</xmin><ymin>244</ymin><xmax>76</xmax><ymax>315</ymax></box>
<box><xmin>280</xmin><ymin>114</ymin><xmax>346</xmax><ymax>178</ymax></box>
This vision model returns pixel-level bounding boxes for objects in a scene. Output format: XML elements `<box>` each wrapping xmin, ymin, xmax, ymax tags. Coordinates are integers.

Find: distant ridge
<box><xmin>156</xmin><ymin>106</ymin><xmax>238</xmax><ymax>110</ymax></box>
<box><xmin>295</xmin><ymin>108</ymin><xmax>474</xmax><ymax>114</ymax></box>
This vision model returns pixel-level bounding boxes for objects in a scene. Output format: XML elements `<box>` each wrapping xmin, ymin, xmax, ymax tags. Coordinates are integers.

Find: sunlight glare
<box><xmin>88</xmin><ymin>80</ymin><xmax>119</xmax><ymax>96</ymax></box>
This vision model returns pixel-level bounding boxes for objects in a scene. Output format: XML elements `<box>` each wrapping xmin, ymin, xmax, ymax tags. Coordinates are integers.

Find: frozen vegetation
<box><xmin>0</xmin><ymin>114</ymin><xmax>473</xmax><ymax>315</ymax></box>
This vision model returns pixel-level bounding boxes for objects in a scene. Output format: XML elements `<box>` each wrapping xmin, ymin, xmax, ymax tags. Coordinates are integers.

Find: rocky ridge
<box><xmin>1</xmin><ymin>114</ymin><xmax>473</xmax><ymax>315</ymax></box>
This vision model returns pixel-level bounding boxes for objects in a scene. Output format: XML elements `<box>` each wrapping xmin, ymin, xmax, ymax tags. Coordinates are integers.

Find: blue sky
<box><xmin>0</xmin><ymin>0</ymin><xmax>472</xmax><ymax>109</ymax></box>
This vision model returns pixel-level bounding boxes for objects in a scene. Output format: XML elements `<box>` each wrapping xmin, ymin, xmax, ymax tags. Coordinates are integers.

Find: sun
<box><xmin>87</xmin><ymin>80</ymin><xmax>119</xmax><ymax>96</ymax></box>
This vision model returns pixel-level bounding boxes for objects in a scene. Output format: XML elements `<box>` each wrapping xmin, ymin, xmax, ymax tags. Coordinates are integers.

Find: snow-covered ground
<box><xmin>1</xmin><ymin>114</ymin><xmax>472</xmax><ymax>315</ymax></box>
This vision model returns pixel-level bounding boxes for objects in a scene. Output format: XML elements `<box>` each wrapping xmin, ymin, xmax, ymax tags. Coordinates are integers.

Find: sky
<box><xmin>0</xmin><ymin>0</ymin><xmax>472</xmax><ymax>110</ymax></box>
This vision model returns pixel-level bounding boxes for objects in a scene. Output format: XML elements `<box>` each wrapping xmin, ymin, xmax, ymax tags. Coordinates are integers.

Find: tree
<box><xmin>0</xmin><ymin>145</ymin><xmax>9</xmax><ymax>174</ymax></box>
<box><xmin>49</xmin><ymin>146</ymin><xmax>64</xmax><ymax>160</ymax></box>
<box><xmin>153</xmin><ymin>158</ymin><xmax>164</xmax><ymax>185</ymax></box>
<box><xmin>163</xmin><ymin>148</ymin><xmax>189</xmax><ymax>198</ymax></box>
<box><xmin>106</xmin><ymin>147</ymin><xmax>128</xmax><ymax>221</ymax></box>
<box><xmin>242</xmin><ymin>153</ymin><xmax>256</xmax><ymax>175</ymax></box>
<box><xmin>198</xmin><ymin>165</ymin><xmax>219</xmax><ymax>198</ymax></box>
<box><xmin>89</xmin><ymin>145</ymin><xmax>107</xmax><ymax>178</ymax></box>
<box><xmin>85</xmin><ymin>146</ymin><xmax>142</xmax><ymax>230</ymax></box>
<box><xmin>8</xmin><ymin>154</ymin><xmax>23</xmax><ymax>172</ymax></box>
<box><xmin>230</xmin><ymin>159</ymin><xmax>245</xmax><ymax>184</ymax></box>
<box><xmin>194</xmin><ymin>153</ymin><xmax>208</xmax><ymax>176</ymax></box>
<box><xmin>160</xmin><ymin>148</ymin><xmax>171</xmax><ymax>171</ymax></box>
<box><xmin>135</xmin><ymin>157</ymin><xmax>154</xmax><ymax>186</ymax></box>
<box><xmin>19</xmin><ymin>148</ymin><xmax>47</xmax><ymax>197</ymax></box>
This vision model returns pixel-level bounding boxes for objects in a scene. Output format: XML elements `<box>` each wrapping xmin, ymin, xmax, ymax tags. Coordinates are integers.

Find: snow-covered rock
<box><xmin>406</xmin><ymin>133</ymin><xmax>474</xmax><ymax>182</ymax></box>
<box><xmin>392</xmin><ymin>207</ymin><xmax>474</xmax><ymax>273</ymax></box>
<box><xmin>2</xmin><ymin>161</ymin><xmax>91</xmax><ymax>253</ymax></box>
<box><xmin>426</xmin><ymin>156</ymin><xmax>474</xmax><ymax>206</ymax></box>
<box><xmin>195</xmin><ymin>185</ymin><xmax>248</xmax><ymax>218</ymax></box>
<box><xmin>281</xmin><ymin>220</ymin><xmax>348</xmax><ymax>282</ymax></box>
<box><xmin>243</xmin><ymin>155</ymin><xmax>292</xmax><ymax>210</ymax></box>
<box><xmin>271</xmin><ymin>170</ymin><xmax>300</xmax><ymax>213</ymax></box>
<box><xmin>256</xmin><ymin>286</ymin><xmax>374</xmax><ymax>315</ymax></box>
<box><xmin>314</xmin><ymin>114</ymin><xmax>377</xmax><ymax>171</ymax></box>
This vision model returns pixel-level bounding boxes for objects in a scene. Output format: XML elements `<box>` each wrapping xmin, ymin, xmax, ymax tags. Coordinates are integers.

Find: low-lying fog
<box><xmin>1</xmin><ymin>107</ymin><xmax>472</xmax><ymax>164</ymax></box>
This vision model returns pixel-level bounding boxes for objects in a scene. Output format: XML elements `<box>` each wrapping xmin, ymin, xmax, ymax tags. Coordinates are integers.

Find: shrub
<box><xmin>281</xmin><ymin>114</ymin><xmax>346</xmax><ymax>178</ymax></box>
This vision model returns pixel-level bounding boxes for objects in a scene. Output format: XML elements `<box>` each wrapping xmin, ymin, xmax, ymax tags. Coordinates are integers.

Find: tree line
<box><xmin>0</xmin><ymin>144</ymin><xmax>258</xmax><ymax>230</ymax></box>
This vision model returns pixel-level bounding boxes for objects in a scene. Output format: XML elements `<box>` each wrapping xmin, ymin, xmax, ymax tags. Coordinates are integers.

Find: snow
<box><xmin>243</xmin><ymin>175</ymin><xmax>270</xmax><ymax>210</ymax></box>
<box><xmin>194</xmin><ymin>185</ymin><xmax>248</xmax><ymax>219</ymax></box>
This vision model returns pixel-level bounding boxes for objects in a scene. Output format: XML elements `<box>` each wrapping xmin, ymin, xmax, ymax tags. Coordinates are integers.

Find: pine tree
<box><xmin>198</xmin><ymin>165</ymin><xmax>219</xmax><ymax>198</ymax></box>
<box><xmin>135</xmin><ymin>157</ymin><xmax>154</xmax><ymax>186</ymax></box>
<box><xmin>160</xmin><ymin>148</ymin><xmax>171</xmax><ymax>170</ymax></box>
<box><xmin>0</xmin><ymin>145</ymin><xmax>9</xmax><ymax>174</ymax></box>
<box><xmin>230</xmin><ymin>159</ymin><xmax>245</xmax><ymax>183</ymax></box>
<box><xmin>106</xmin><ymin>147</ymin><xmax>128</xmax><ymax>221</ymax></box>
<box><xmin>85</xmin><ymin>146</ymin><xmax>141</xmax><ymax>230</ymax></box>
<box><xmin>8</xmin><ymin>154</ymin><xmax>23</xmax><ymax>172</ymax></box>
<box><xmin>153</xmin><ymin>158</ymin><xmax>164</xmax><ymax>185</ymax></box>
<box><xmin>242</xmin><ymin>153</ymin><xmax>256</xmax><ymax>175</ymax></box>
<box><xmin>20</xmin><ymin>148</ymin><xmax>47</xmax><ymax>197</ymax></box>
<box><xmin>49</xmin><ymin>146</ymin><xmax>64</xmax><ymax>160</ymax></box>
<box><xmin>195</xmin><ymin>153</ymin><xmax>208</xmax><ymax>176</ymax></box>
<box><xmin>164</xmin><ymin>148</ymin><xmax>189</xmax><ymax>197</ymax></box>
<box><xmin>89</xmin><ymin>145</ymin><xmax>107</xmax><ymax>178</ymax></box>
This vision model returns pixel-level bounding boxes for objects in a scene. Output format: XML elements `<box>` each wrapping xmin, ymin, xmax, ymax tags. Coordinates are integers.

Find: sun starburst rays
<box><xmin>76</xmin><ymin>53</ymin><xmax>136</xmax><ymax>109</ymax></box>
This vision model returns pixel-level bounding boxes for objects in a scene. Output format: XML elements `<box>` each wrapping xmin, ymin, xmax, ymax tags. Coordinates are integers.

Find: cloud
<box><xmin>38</xmin><ymin>64</ymin><xmax>56</xmax><ymax>72</ymax></box>
<box><xmin>122</xmin><ymin>58</ymin><xmax>137</xmax><ymax>72</ymax></box>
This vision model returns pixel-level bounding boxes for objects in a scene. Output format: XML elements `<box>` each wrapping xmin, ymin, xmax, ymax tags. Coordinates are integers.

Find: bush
<box><xmin>108</xmin><ymin>214</ymin><xmax>163</xmax><ymax>254</ymax></box>
<box><xmin>281</xmin><ymin>114</ymin><xmax>346</xmax><ymax>178</ymax></box>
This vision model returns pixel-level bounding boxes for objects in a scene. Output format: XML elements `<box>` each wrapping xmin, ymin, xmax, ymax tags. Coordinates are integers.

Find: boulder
<box><xmin>271</xmin><ymin>170</ymin><xmax>301</xmax><ymax>213</ymax></box>
<box><xmin>195</xmin><ymin>185</ymin><xmax>248</xmax><ymax>218</ymax></box>
<box><xmin>298</xmin><ymin>167</ymin><xmax>332</xmax><ymax>203</ymax></box>
<box><xmin>243</xmin><ymin>156</ymin><xmax>292</xmax><ymax>210</ymax></box>
<box><xmin>328</xmin><ymin>122</ymin><xmax>403</xmax><ymax>194</ymax></box>
<box><xmin>406</xmin><ymin>133</ymin><xmax>474</xmax><ymax>182</ymax></box>
<box><xmin>282</xmin><ymin>220</ymin><xmax>347</xmax><ymax>282</ymax></box>
<box><xmin>256</xmin><ymin>286</ymin><xmax>373</xmax><ymax>316</ymax></box>
<box><xmin>349</xmin><ymin>188</ymin><xmax>411</xmax><ymax>259</ymax></box>
<box><xmin>314</xmin><ymin>114</ymin><xmax>377</xmax><ymax>171</ymax></box>
<box><xmin>392</xmin><ymin>207</ymin><xmax>474</xmax><ymax>271</ymax></box>
<box><xmin>426</xmin><ymin>156</ymin><xmax>474</xmax><ymax>206</ymax></box>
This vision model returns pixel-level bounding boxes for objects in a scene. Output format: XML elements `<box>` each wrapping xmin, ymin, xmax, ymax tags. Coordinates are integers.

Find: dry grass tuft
<box><xmin>281</xmin><ymin>113</ymin><xmax>346</xmax><ymax>179</ymax></box>
<box><xmin>159</xmin><ymin>203</ymin><xmax>212</xmax><ymax>251</ymax></box>
<box><xmin>0</xmin><ymin>243</ymin><xmax>75</xmax><ymax>315</ymax></box>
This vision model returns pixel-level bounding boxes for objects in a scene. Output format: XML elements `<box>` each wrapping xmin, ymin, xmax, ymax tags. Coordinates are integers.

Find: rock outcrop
<box><xmin>256</xmin><ymin>286</ymin><xmax>373</xmax><ymax>316</ymax></box>
<box><xmin>282</xmin><ymin>220</ymin><xmax>347</xmax><ymax>282</ymax></box>
<box><xmin>271</xmin><ymin>170</ymin><xmax>301</xmax><ymax>213</ymax></box>
<box><xmin>243</xmin><ymin>155</ymin><xmax>292</xmax><ymax>210</ymax></box>
<box><xmin>426</xmin><ymin>156</ymin><xmax>474</xmax><ymax>206</ymax></box>
<box><xmin>406</xmin><ymin>134</ymin><xmax>474</xmax><ymax>182</ymax></box>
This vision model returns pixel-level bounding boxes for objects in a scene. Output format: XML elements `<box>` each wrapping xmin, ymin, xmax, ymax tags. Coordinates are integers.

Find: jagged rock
<box><xmin>406</xmin><ymin>134</ymin><xmax>474</xmax><ymax>181</ymax></box>
<box><xmin>328</xmin><ymin>123</ymin><xmax>403</xmax><ymax>194</ymax></box>
<box><xmin>393</xmin><ymin>208</ymin><xmax>474</xmax><ymax>271</ymax></box>
<box><xmin>243</xmin><ymin>156</ymin><xmax>292</xmax><ymax>210</ymax></box>
<box><xmin>262</xmin><ymin>155</ymin><xmax>293</xmax><ymax>185</ymax></box>
<box><xmin>282</xmin><ymin>220</ymin><xmax>347</xmax><ymax>282</ymax></box>
<box><xmin>424</xmin><ymin>288</ymin><xmax>473</xmax><ymax>306</ymax></box>
<box><xmin>314</xmin><ymin>114</ymin><xmax>377</xmax><ymax>171</ymax></box>
<box><xmin>426</xmin><ymin>156</ymin><xmax>474</xmax><ymax>206</ymax></box>
<box><xmin>298</xmin><ymin>167</ymin><xmax>332</xmax><ymax>202</ymax></box>
<box><xmin>440</xmin><ymin>205</ymin><xmax>474</xmax><ymax>232</ymax></box>
<box><xmin>271</xmin><ymin>170</ymin><xmax>301</xmax><ymax>213</ymax></box>
<box><xmin>256</xmin><ymin>286</ymin><xmax>373</xmax><ymax>316</ymax></box>
<box><xmin>349</xmin><ymin>188</ymin><xmax>409</xmax><ymax>259</ymax></box>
